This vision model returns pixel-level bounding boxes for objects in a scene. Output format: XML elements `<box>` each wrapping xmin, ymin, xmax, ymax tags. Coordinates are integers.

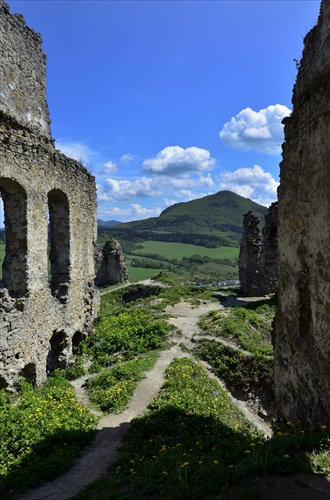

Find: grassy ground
<box><xmin>128</xmin><ymin>241</ymin><xmax>239</xmax><ymax>282</ymax></box>
<box><xmin>76</xmin><ymin>356</ymin><xmax>329</xmax><ymax>499</ymax></box>
<box><xmin>0</xmin><ymin>281</ymin><xmax>329</xmax><ymax>498</ymax></box>
<box><xmin>194</xmin><ymin>299</ymin><xmax>276</xmax><ymax>415</ymax></box>
<box><xmin>132</xmin><ymin>241</ymin><xmax>239</xmax><ymax>261</ymax></box>
<box><xmin>76</xmin><ymin>283</ymin><xmax>329</xmax><ymax>498</ymax></box>
<box><xmin>0</xmin><ymin>373</ymin><xmax>97</xmax><ymax>497</ymax></box>
<box><xmin>0</xmin><ymin>240</ymin><xmax>238</xmax><ymax>284</ymax></box>
<box><xmin>124</xmin><ymin>258</ymin><xmax>167</xmax><ymax>282</ymax></box>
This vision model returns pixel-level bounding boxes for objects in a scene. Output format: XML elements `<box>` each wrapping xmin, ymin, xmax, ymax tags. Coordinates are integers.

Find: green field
<box><xmin>132</xmin><ymin>241</ymin><xmax>239</xmax><ymax>260</ymax></box>
<box><xmin>0</xmin><ymin>239</ymin><xmax>239</xmax><ymax>285</ymax></box>
<box><xmin>124</xmin><ymin>241</ymin><xmax>239</xmax><ymax>283</ymax></box>
<box><xmin>124</xmin><ymin>263</ymin><xmax>165</xmax><ymax>282</ymax></box>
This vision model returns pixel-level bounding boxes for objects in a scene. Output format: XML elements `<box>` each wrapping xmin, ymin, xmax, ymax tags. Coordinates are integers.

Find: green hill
<box><xmin>100</xmin><ymin>190</ymin><xmax>268</xmax><ymax>248</ymax></box>
<box><xmin>97</xmin><ymin>219</ymin><xmax>122</xmax><ymax>228</ymax></box>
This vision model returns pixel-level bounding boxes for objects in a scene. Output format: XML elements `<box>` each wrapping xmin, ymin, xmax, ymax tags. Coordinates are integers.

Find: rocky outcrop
<box><xmin>0</xmin><ymin>1</ymin><xmax>99</xmax><ymax>389</ymax></box>
<box><xmin>238</xmin><ymin>211</ymin><xmax>261</xmax><ymax>295</ymax></box>
<box><xmin>274</xmin><ymin>0</ymin><xmax>330</xmax><ymax>428</ymax></box>
<box><xmin>95</xmin><ymin>239</ymin><xmax>129</xmax><ymax>287</ymax></box>
<box><xmin>258</xmin><ymin>201</ymin><xmax>278</xmax><ymax>295</ymax></box>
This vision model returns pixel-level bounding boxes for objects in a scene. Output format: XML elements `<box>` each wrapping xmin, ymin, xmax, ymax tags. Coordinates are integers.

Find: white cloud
<box><xmin>98</xmin><ymin>171</ymin><xmax>216</xmax><ymax>203</ymax></box>
<box><xmin>163</xmin><ymin>198</ymin><xmax>178</xmax><ymax>208</ymax></box>
<box><xmin>219</xmin><ymin>165</ymin><xmax>279</xmax><ymax>206</ymax></box>
<box><xmin>103</xmin><ymin>160</ymin><xmax>117</xmax><ymax>173</ymax></box>
<box><xmin>142</xmin><ymin>146</ymin><xmax>215</xmax><ymax>175</ymax></box>
<box><xmin>120</xmin><ymin>153</ymin><xmax>135</xmax><ymax>163</ymax></box>
<box><xmin>98</xmin><ymin>204</ymin><xmax>161</xmax><ymax>221</ymax></box>
<box><xmin>99</xmin><ymin>207</ymin><xmax>132</xmax><ymax>217</ymax></box>
<box><xmin>219</xmin><ymin>104</ymin><xmax>291</xmax><ymax>155</ymax></box>
<box><xmin>199</xmin><ymin>173</ymin><xmax>215</xmax><ymax>187</ymax></box>
<box><xmin>100</xmin><ymin>177</ymin><xmax>162</xmax><ymax>201</ymax></box>
<box><xmin>130</xmin><ymin>204</ymin><xmax>161</xmax><ymax>217</ymax></box>
<box><xmin>55</xmin><ymin>140</ymin><xmax>97</xmax><ymax>164</ymax></box>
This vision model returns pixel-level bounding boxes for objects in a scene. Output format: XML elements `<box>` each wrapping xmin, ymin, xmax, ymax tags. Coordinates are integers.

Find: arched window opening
<box><xmin>0</xmin><ymin>376</ymin><xmax>8</xmax><ymax>390</ymax></box>
<box><xmin>48</xmin><ymin>189</ymin><xmax>70</xmax><ymax>302</ymax></box>
<box><xmin>47</xmin><ymin>330</ymin><xmax>69</xmax><ymax>374</ymax></box>
<box><xmin>0</xmin><ymin>178</ymin><xmax>28</xmax><ymax>298</ymax></box>
<box><xmin>72</xmin><ymin>331</ymin><xmax>85</xmax><ymax>355</ymax></box>
<box><xmin>0</xmin><ymin>198</ymin><xmax>4</xmax><ymax>282</ymax></box>
<box><xmin>19</xmin><ymin>363</ymin><xmax>37</xmax><ymax>386</ymax></box>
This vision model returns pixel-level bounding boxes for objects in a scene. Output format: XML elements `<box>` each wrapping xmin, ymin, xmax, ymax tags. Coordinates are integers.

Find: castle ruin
<box><xmin>0</xmin><ymin>1</ymin><xmax>99</xmax><ymax>389</ymax></box>
<box><xmin>238</xmin><ymin>202</ymin><xmax>278</xmax><ymax>296</ymax></box>
<box><xmin>95</xmin><ymin>239</ymin><xmax>129</xmax><ymax>288</ymax></box>
<box><xmin>274</xmin><ymin>0</ymin><xmax>330</xmax><ymax>427</ymax></box>
<box><xmin>238</xmin><ymin>211</ymin><xmax>261</xmax><ymax>295</ymax></box>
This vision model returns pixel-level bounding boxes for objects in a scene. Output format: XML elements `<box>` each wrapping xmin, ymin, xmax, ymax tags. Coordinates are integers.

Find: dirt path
<box><xmin>19</xmin><ymin>344</ymin><xmax>187</xmax><ymax>500</ymax></box>
<box><xmin>18</xmin><ymin>295</ymin><xmax>330</xmax><ymax>500</ymax></box>
<box><xmin>165</xmin><ymin>298</ymin><xmax>273</xmax><ymax>437</ymax></box>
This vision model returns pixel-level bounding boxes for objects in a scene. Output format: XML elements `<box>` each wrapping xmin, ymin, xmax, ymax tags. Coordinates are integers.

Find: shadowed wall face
<box><xmin>238</xmin><ymin>211</ymin><xmax>261</xmax><ymax>296</ymax></box>
<box><xmin>0</xmin><ymin>1</ymin><xmax>99</xmax><ymax>389</ymax></box>
<box><xmin>275</xmin><ymin>0</ymin><xmax>330</xmax><ymax>428</ymax></box>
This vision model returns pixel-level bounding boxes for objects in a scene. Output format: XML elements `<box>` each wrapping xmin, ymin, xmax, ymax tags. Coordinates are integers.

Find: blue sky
<box><xmin>8</xmin><ymin>0</ymin><xmax>321</xmax><ymax>222</ymax></box>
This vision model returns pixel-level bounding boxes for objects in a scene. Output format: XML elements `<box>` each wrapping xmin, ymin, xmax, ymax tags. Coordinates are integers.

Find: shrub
<box><xmin>91</xmin><ymin>308</ymin><xmax>168</xmax><ymax>362</ymax></box>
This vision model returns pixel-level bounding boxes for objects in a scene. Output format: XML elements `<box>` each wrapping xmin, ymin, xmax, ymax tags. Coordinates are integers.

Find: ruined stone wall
<box><xmin>0</xmin><ymin>2</ymin><xmax>51</xmax><ymax>138</ymax></box>
<box><xmin>239</xmin><ymin>204</ymin><xmax>278</xmax><ymax>296</ymax></box>
<box><xmin>258</xmin><ymin>202</ymin><xmax>278</xmax><ymax>295</ymax></box>
<box><xmin>0</xmin><ymin>1</ymin><xmax>99</xmax><ymax>389</ymax></box>
<box><xmin>274</xmin><ymin>0</ymin><xmax>330</xmax><ymax>428</ymax></box>
<box><xmin>95</xmin><ymin>239</ymin><xmax>129</xmax><ymax>288</ymax></box>
<box><xmin>238</xmin><ymin>211</ymin><xmax>261</xmax><ymax>295</ymax></box>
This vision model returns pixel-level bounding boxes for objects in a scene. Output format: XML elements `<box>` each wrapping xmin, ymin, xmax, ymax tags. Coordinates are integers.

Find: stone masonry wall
<box><xmin>274</xmin><ymin>0</ymin><xmax>330</xmax><ymax>428</ymax></box>
<box><xmin>95</xmin><ymin>239</ymin><xmax>129</xmax><ymax>288</ymax></box>
<box><xmin>258</xmin><ymin>201</ymin><xmax>278</xmax><ymax>295</ymax></box>
<box><xmin>0</xmin><ymin>1</ymin><xmax>99</xmax><ymax>389</ymax></box>
<box><xmin>0</xmin><ymin>1</ymin><xmax>51</xmax><ymax>139</ymax></box>
<box><xmin>238</xmin><ymin>211</ymin><xmax>261</xmax><ymax>295</ymax></box>
<box><xmin>239</xmin><ymin>204</ymin><xmax>278</xmax><ymax>296</ymax></box>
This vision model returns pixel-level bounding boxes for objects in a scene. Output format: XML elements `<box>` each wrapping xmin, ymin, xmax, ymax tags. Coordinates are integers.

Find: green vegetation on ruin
<box><xmin>77</xmin><ymin>356</ymin><xmax>329</xmax><ymax>499</ymax></box>
<box><xmin>0</xmin><ymin>279</ymin><xmax>329</xmax><ymax>498</ymax></box>
<box><xmin>198</xmin><ymin>301</ymin><xmax>275</xmax><ymax>356</ymax></box>
<box><xmin>0</xmin><ymin>373</ymin><xmax>97</xmax><ymax>497</ymax></box>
